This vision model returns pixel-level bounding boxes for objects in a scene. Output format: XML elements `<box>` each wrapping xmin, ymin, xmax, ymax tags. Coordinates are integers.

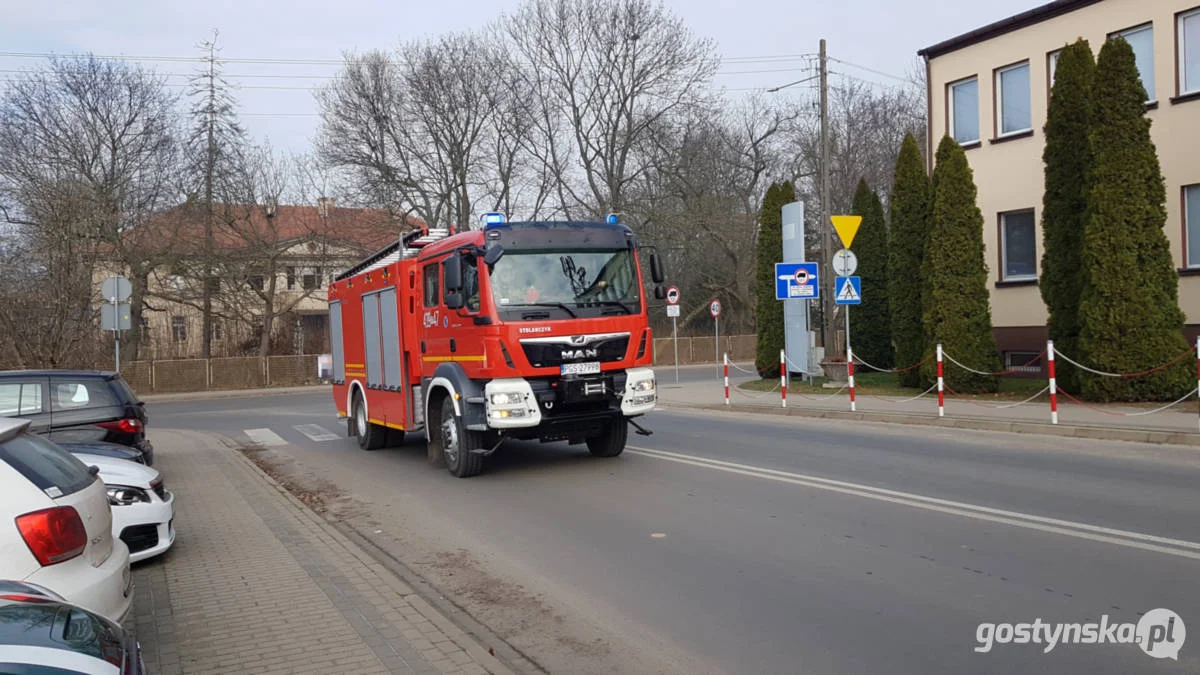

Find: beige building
<box><xmin>104</xmin><ymin>202</ymin><xmax>412</xmax><ymax>361</ymax></box>
<box><xmin>920</xmin><ymin>0</ymin><xmax>1200</xmax><ymax>370</ymax></box>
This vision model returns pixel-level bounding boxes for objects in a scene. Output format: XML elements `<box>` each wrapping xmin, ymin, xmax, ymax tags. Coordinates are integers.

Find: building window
<box><xmin>1112</xmin><ymin>24</ymin><xmax>1155</xmax><ymax>102</ymax></box>
<box><xmin>211</xmin><ymin>320</ymin><xmax>223</xmax><ymax>341</ymax></box>
<box><xmin>949</xmin><ymin>77</ymin><xmax>980</xmax><ymax>144</ymax></box>
<box><xmin>1004</xmin><ymin>351</ymin><xmax>1044</xmax><ymax>374</ymax></box>
<box><xmin>286</xmin><ymin>267</ymin><xmax>296</xmax><ymax>290</ymax></box>
<box><xmin>1187</xmin><ymin>185</ymin><xmax>1200</xmax><ymax>268</ymax></box>
<box><xmin>1048</xmin><ymin>49</ymin><xmax>1062</xmax><ymax>92</ymax></box>
<box><xmin>139</xmin><ymin>315</ymin><xmax>150</xmax><ymax>341</ymax></box>
<box><xmin>1001</xmin><ymin>210</ymin><xmax>1037</xmax><ymax>281</ymax></box>
<box><xmin>171</xmin><ymin>316</ymin><xmax>188</xmax><ymax>343</ymax></box>
<box><xmin>302</xmin><ymin>272</ymin><xmax>318</xmax><ymax>290</ymax></box>
<box><xmin>996</xmin><ymin>62</ymin><xmax>1031</xmax><ymax>135</ymax></box>
<box><xmin>248</xmin><ymin>275</ymin><xmax>264</xmax><ymax>291</ymax></box>
<box><xmin>1181</xmin><ymin>8</ymin><xmax>1200</xmax><ymax>95</ymax></box>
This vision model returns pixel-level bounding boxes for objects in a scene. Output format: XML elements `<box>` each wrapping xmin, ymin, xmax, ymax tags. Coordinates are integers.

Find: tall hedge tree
<box><xmin>1040</xmin><ymin>39</ymin><xmax>1096</xmax><ymax>392</ymax></box>
<box><xmin>754</xmin><ymin>181</ymin><xmax>795</xmax><ymax>376</ymax></box>
<box><xmin>919</xmin><ymin>136</ymin><xmax>1001</xmax><ymax>393</ymax></box>
<box><xmin>1077</xmin><ymin>37</ymin><xmax>1191</xmax><ymax>401</ymax></box>
<box><xmin>849</xmin><ymin>179</ymin><xmax>892</xmax><ymax>369</ymax></box>
<box><xmin>888</xmin><ymin>134</ymin><xmax>931</xmax><ymax>386</ymax></box>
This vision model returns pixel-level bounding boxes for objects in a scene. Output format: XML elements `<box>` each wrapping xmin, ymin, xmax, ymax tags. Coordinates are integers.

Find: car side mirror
<box><xmin>649</xmin><ymin>253</ymin><xmax>665</xmax><ymax>284</ymax></box>
<box><xmin>654</xmin><ymin>285</ymin><xmax>667</xmax><ymax>300</ymax></box>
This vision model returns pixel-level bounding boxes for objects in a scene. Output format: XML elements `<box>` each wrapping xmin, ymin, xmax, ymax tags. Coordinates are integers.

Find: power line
<box><xmin>827</xmin><ymin>57</ymin><xmax>912</xmax><ymax>84</ymax></box>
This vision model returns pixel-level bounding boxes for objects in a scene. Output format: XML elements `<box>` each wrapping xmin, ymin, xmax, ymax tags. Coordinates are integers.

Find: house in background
<box><xmin>104</xmin><ymin>199</ymin><xmax>422</xmax><ymax>360</ymax></box>
<box><xmin>919</xmin><ymin>0</ymin><xmax>1200</xmax><ymax>371</ymax></box>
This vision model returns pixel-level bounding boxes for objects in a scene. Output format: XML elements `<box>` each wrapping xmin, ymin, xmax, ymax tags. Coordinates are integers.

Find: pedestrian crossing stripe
<box><xmin>837</xmin><ymin>278</ymin><xmax>860</xmax><ymax>301</ymax></box>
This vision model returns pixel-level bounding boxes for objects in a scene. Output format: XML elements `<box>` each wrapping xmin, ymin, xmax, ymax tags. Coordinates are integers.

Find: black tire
<box><xmin>586</xmin><ymin>417</ymin><xmax>628</xmax><ymax>457</ymax></box>
<box><xmin>353</xmin><ymin>393</ymin><xmax>387</xmax><ymax>451</ymax></box>
<box><xmin>440</xmin><ymin>396</ymin><xmax>484</xmax><ymax>478</ymax></box>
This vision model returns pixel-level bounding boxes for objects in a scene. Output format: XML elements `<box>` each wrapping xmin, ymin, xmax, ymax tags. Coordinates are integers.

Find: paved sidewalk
<box><xmin>131</xmin><ymin>429</ymin><xmax>510</xmax><ymax>675</ymax></box>
<box><xmin>658</xmin><ymin>369</ymin><xmax>1200</xmax><ymax>445</ymax></box>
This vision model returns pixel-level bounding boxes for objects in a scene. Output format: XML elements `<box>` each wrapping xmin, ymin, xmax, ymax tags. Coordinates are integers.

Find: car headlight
<box><xmin>490</xmin><ymin>392</ymin><xmax>523</xmax><ymax>406</ymax></box>
<box><xmin>630</xmin><ymin>377</ymin><xmax>655</xmax><ymax>393</ymax></box>
<box><xmin>107</xmin><ymin>485</ymin><xmax>150</xmax><ymax>506</ymax></box>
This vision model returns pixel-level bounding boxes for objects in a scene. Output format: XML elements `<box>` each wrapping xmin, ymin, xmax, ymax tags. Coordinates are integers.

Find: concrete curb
<box><xmin>658</xmin><ymin>402</ymin><xmax>1200</xmax><ymax>448</ymax></box>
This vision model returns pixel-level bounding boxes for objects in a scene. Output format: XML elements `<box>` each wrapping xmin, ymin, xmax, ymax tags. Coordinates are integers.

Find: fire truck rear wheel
<box><xmin>586</xmin><ymin>417</ymin><xmax>628</xmax><ymax>457</ymax></box>
<box><xmin>440</xmin><ymin>396</ymin><xmax>484</xmax><ymax>478</ymax></box>
<box><xmin>353</xmin><ymin>393</ymin><xmax>386</xmax><ymax>451</ymax></box>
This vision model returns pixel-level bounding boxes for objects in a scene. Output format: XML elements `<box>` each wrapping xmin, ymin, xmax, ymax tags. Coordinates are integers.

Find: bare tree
<box><xmin>0</xmin><ymin>55</ymin><xmax>180</xmax><ymax>366</ymax></box>
<box><xmin>503</xmin><ymin>0</ymin><xmax>719</xmax><ymax>217</ymax></box>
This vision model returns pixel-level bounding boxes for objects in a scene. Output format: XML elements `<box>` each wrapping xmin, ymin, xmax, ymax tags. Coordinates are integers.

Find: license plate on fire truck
<box><xmin>561</xmin><ymin>361</ymin><xmax>601</xmax><ymax>376</ymax></box>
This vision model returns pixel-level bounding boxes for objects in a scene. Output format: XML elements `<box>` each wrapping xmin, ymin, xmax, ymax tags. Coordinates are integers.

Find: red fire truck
<box><xmin>327</xmin><ymin>213</ymin><xmax>666</xmax><ymax>477</ymax></box>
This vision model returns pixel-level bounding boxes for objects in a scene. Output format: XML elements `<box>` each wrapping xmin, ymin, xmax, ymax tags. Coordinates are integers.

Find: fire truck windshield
<box><xmin>488</xmin><ymin>248</ymin><xmax>642</xmax><ymax>319</ymax></box>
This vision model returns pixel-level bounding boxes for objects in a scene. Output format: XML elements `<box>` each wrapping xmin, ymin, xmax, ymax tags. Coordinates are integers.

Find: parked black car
<box><xmin>0</xmin><ymin>579</ymin><xmax>146</xmax><ymax>674</ymax></box>
<box><xmin>58</xmin><ymin>440</ymin><xmax>149</xmax><ymax>465</ymax></box>
<box><xmin>0</xmin><ymin>370</ymin><xmax>153</xmax><ymax>466</ymax></box>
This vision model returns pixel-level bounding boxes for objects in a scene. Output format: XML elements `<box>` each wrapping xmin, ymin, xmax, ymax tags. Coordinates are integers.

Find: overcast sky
<box><xmin>1</xmin><ymin>0</ymin><xmax>1037</xmax><ymax>162</ymax></box>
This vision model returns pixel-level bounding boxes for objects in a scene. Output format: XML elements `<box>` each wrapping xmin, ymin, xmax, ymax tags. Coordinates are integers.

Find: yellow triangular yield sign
<box><xmin>831</xmin><ymin>215</ymin><xmax>862</xmax><ymax>249</ymax></box>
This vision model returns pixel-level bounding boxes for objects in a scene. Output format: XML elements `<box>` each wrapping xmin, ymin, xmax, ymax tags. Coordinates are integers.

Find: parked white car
<box><xmin>0</xmin><ymin>418</ymin><xmax>133</xmax><ymax>625</ymax></box>
<box><xmin>69</xmin><ymin>451</ymin><xmax>175</xmax><ymax>563</ymax></box>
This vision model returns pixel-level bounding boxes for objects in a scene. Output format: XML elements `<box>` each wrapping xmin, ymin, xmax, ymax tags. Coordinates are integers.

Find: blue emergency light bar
<box><xmin>482</xmin><ymin>212</ymin><xmax>506</xmax><ymax>227</ymax></box>
<box><xmin>605</xmin><ymin>213</ymin><xmax>619</xmax><ymax>224</ymax></box>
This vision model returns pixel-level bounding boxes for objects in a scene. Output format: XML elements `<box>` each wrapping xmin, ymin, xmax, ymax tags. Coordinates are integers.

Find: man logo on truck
<box><xmin>562</xmin><ymin>348</ymin><xmax>599</xmax><ymax>361</ymax></box>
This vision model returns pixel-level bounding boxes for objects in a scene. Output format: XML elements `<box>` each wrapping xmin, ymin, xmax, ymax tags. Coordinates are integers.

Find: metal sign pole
<box><xmin>111</xmin><ymin>297</ymin><xmax>121</xmax><ymax>373</ymax></box>
<box><xmin>673</xmin><ymin>315</ymin><xmax>679</xmax><ymax>384</ymax></box>
<box><xmin>715</xmin><ymin>314</ymin><xmax>720</xmax><ymax>379</ymax></box>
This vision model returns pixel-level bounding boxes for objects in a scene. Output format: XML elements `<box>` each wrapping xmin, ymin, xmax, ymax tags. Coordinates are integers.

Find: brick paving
<box><xmin>131</xmin><ymin>429</ymin><xmax>507</xmax><ymax>675</ymax></box>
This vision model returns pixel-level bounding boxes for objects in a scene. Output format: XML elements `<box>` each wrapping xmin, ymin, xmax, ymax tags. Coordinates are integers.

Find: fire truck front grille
<box><xmin>520</xmin><ymin>334</ymin><xmax>630</xmax><ymax>368</ymax></box>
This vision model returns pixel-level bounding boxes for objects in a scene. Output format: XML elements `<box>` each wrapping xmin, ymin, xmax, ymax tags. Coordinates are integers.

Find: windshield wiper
<box><xmin>581</xmin><ymin>300</ymin><xmax>633</xmax><ymax>314</ymax></box>
<box><xmin>514</xmin><ymin>302</ymin><xmax>577</xmax><ymax>318</ymax></box>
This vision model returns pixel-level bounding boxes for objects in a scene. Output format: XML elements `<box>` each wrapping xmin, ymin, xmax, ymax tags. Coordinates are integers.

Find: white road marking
<box><xmin>626</xmin><ymin>445</ymin><xmax>1200</xmax><ymax>561</ymax></box>
<box><xmin>294</xmin><ymin>424</ymin><xmax>340</xmax><ymax>442</ymax></box>
<box><xmin>243</xmin><ymin>428</ymin><xmax>287</xmax><ymax>447</ymax></box>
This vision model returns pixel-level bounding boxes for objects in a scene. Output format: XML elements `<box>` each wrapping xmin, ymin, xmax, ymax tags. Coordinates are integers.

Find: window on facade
<box><xmin>139</xmin><ymin>315</ymin><xmax>150</xmax><ymax>341</ymax></box>
<box><xmin>1048</xmin><ymin>49</ymin><xmax>1062</xmax><ymax>90</ymax></box>
<box><xmin>1113</xmin><ymin>24</ymin><xmax>1156</xmax><ymax>101</ymax></box>
<box><xmin>1004</xmin><ymin>351</ymin><xmax>1043</xmax><ymax>374</ymax></box>
<box><xmin>949</xmin><ymin>77</ymin><xmax>980</xmax><ymax>143</ymax></box>
<box><xmin>248</xmin><ymin>275</ymin><xmax>265</xmax><ymax>291</ymax></box>
<box><xmin>302</xmin><ymin>273</ymin><xmax>318</xmax><ymax>290</ymax></box>
<box><xmin>997</xmin><ymin>62</ymin><xmax>1031</xmax><ymax>134</ymax></box>
<box><xmin>211</xmin><ymin>320</ymin><xmax>223</xmax><ymax>341</ymax></box>
<box><xmin>1001</xmin><ymin>210</ymin><xmax>1037</xmax><ymax>281</ymax></box>
<box><xmin>423</xmin><ymin>264</ymin><xmax>439</xmax><ymax>308</ymax></box>
<box><xmin>1181</xmin><ymin>8</ymin><xmax>1200</xmax><ymax>95</ymax></box>
<box><xmin>1187</xmin><ymin>185</ymin><xmax>1200</xmax><ymax>268</ymax></box>
<box><xmin>286</xmin><ymin>267</ymin><xmax>296</xmax><ymax>289</ymax></box>
<box><xmin>171</xmin><ymin>316</ymin><xmax>188</xmax><ymax>343</ymax></box>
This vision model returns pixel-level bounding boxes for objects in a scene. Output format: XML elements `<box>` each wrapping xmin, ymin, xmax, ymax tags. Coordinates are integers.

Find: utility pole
<box><xmin>201</xmin><ymin>35</ymin><xmax>216</xmax><ymax>361</ymax></box>
<box><xmin>818</xmin><ymin>38</ymin><xmax>835</xmax><ymax>358</ymax></box>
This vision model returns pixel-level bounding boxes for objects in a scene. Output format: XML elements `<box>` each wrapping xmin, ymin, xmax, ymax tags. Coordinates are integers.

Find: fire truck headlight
<box><xmin>490</xmin><ymin>392</ymin><xmax>524</xmax><ymax>406</ymax></box>
<box><xmin>630</xmin><ymin>377</ymin><xmax>655</xmax><ymax>393</ymax></box>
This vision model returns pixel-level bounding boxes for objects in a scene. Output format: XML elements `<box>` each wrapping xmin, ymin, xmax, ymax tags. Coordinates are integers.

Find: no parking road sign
<box><xmin>666</xmin><ymin>286</ymin><xmax>680</xmax><ymax>305</ymax></box>
<box><xmin>775</xmin><ymin>262</ymin><xmax>820</xmax><ymax>300</ymax></box>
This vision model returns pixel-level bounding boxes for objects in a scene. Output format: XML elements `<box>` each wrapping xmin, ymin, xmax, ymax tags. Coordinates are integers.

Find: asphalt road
<box><xmin>150</xmin><ymin>389</ymin><xmax>1200</xmax><ymax>674</ymax></box>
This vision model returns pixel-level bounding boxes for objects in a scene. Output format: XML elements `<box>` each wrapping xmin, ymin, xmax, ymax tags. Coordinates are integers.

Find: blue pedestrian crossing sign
<box><xmin>835</xmin><ymin>276</ymin><xmax>861</xmax><ymax>305</ymax></box>
<box><xmin>775</xmin><ymin>262</ymin><xmax>820</xmax><ymax>300</ymax></box>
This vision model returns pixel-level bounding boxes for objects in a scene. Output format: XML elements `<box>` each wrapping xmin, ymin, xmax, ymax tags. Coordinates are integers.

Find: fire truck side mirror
<box><xmin>649</xmin><ymin>252</ymin><xmax>666</xmax><ymax>284</ymax></box>
<box><xmin>653</xmin><ymin>285</ymin><xmax>667</xmax><ymax>300</ymax></box>
<box><xmin>483</xmin><ymin>245</ymin><xmax>504</xmax><ymax>267</ymax></box>
<box><xmin>443</xmin><ymin>254</ymin><xmax>463</xmax><ymax>292</ymax></box>
<box><xmin>445</xmin><ymin>293</ymin><xmax>464</xmax><ymax>310</ymax></box>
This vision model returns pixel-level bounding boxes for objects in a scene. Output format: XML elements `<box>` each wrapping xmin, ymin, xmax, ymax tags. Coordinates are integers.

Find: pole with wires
<box><xmin>1048</xmin><ymin>340</ymin><xmax>1059</xmax><ymax>425</ymax></box>
<box><xmin>936</xmin><ymin>343</ymin><xmax>945</xmax><ymax>418</ymax></box>
<box><xmin>724</xmin><ymin>353</ymin><xmax>730</xmax><ymax>406</ymax></box>
<box><xmin>780</xmin><ymin>348</ymin><xmax>788</xmax><ymax>408</ymax></box>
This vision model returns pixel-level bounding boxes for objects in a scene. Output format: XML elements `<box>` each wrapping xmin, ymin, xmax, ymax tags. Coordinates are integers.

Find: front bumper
<box><xmin>114</xmin><ymin>490</ymin><xmax>176</xmax><ymax>563</ymax></box>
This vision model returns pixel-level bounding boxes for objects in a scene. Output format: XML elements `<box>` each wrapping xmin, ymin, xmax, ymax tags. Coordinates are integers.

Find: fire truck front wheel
<box><xmin>586</xmin><ymin>417</ymin><xmax>628</xmax><ymax>458</ymax></box>
<box><xmin>353</xmin><ymin>393</ymin><xmax>387</xmax><ymax>451</ymax></box>
<box><xmin>439</xmin><ymin>396</ymin><xmax>485</xmax><ymax>478</ymax></box>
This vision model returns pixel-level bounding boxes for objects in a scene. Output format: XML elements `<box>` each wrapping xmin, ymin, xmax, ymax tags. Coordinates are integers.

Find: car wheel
<box><xmin>586</xmin><ymin>417</ymin><xmax>628</xmax><ymax>457</ymax></box>
<box><xmin>441</xmin><ymin>396</ymin><xmax>484</xmax><ymax>478</ymax></box>
<box><xmin>354</xmin><ymin>393</ymin><xmax>386</xmax><ymax>451</ymax></box>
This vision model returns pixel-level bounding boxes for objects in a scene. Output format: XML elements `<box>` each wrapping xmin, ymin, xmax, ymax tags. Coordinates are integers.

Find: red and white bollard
<box><xmin>1048</xmin><ymin>340</ymin><xmax>1059</xmax><ymax>425</ymax></box>
<box><xmin>1195</xmin><ymin>336</ymin><xmax>1199</xmax><ymax>431</ymax></box>
<box><xmin>723</xmin><ymin>353</ymin><xmax>730</xmax><ymax>406</ymax></box>
<box><xmin>780</xmin><ymin>348</ymin><xmax>788</xmax><ymax>408</ymax></box>
<box><xmin>847</xmin><ymin>344</ymin><xmax>856</xmax><ymax>412</ymax></box>
<box><xmin>936</xmin><ymin>343</ymin><xmax>945</xmax><ymax>418</ymax></box>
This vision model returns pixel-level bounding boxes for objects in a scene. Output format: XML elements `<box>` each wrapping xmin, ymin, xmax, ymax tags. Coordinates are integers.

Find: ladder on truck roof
<box><xmin>335</xmin><ymin>226</ymin><xmax>453</xmax><ymax>280</ymax></box>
